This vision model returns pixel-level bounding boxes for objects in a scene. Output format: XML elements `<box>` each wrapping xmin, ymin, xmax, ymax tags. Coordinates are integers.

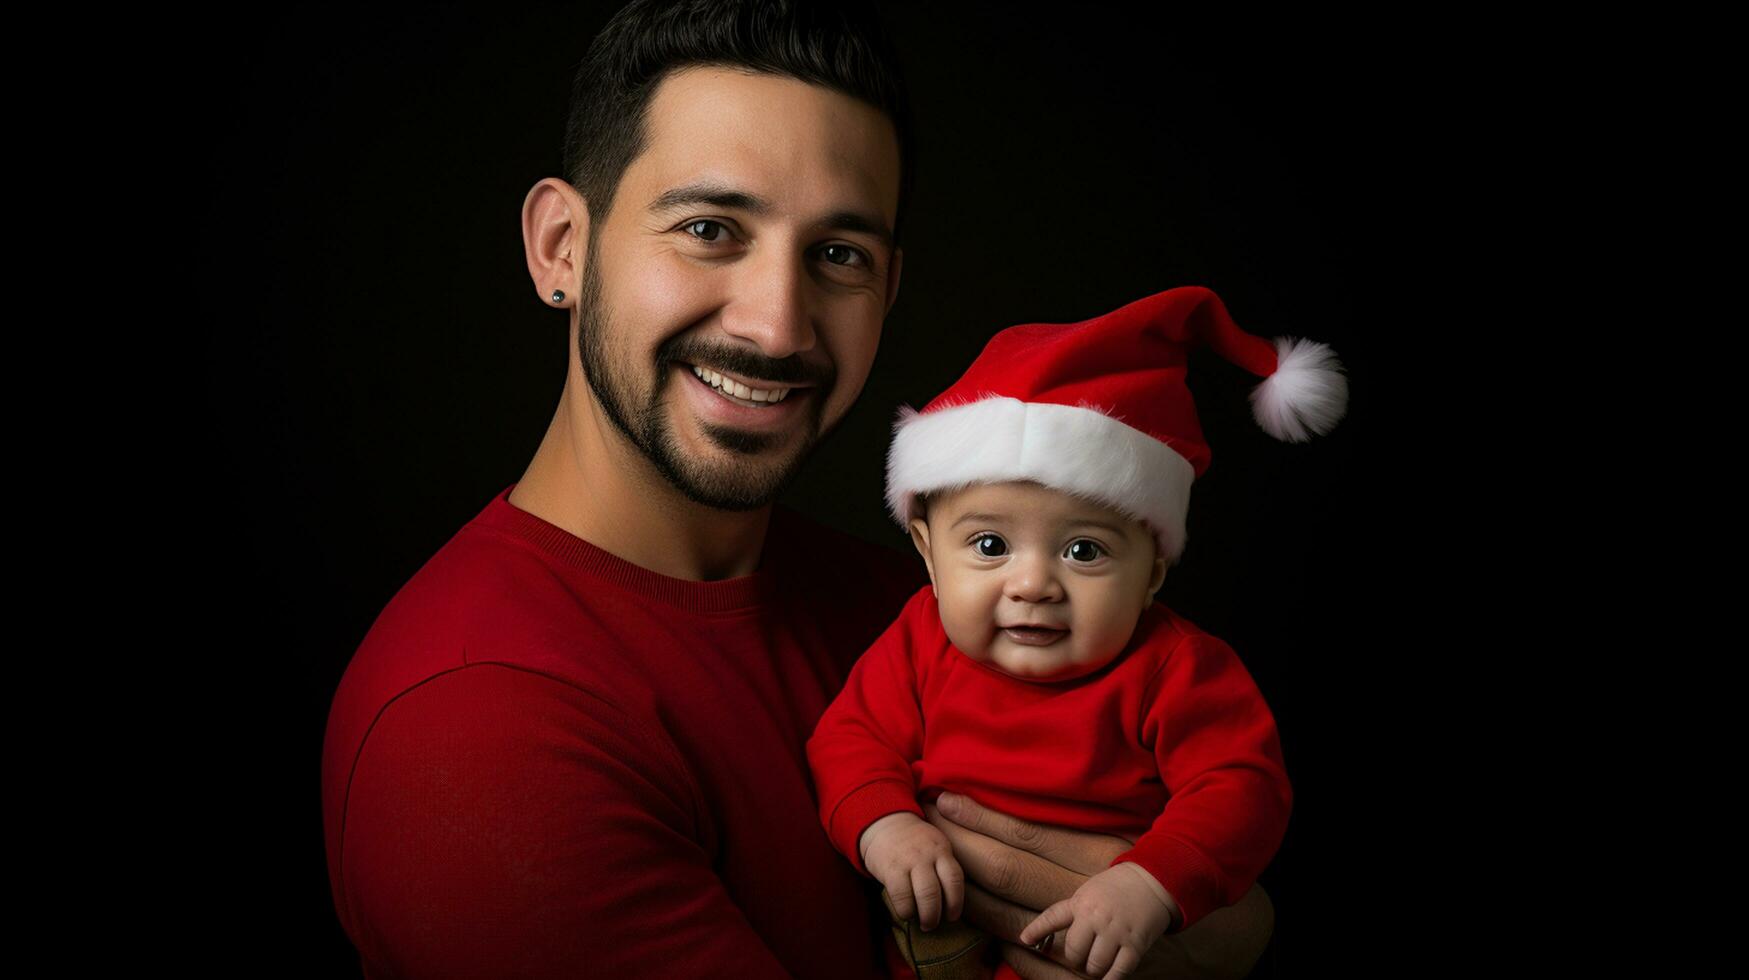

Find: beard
<box><xmin>573</xmin><ymin>246</ymin><xmax>838</xmax><ymax>512</ymax></box>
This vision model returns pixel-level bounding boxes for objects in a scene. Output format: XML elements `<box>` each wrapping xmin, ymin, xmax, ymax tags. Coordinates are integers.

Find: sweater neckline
<box><xmin>472</xmin><ymin>482</ymin><xmax>783</xmax><ymax>614</ymax></box>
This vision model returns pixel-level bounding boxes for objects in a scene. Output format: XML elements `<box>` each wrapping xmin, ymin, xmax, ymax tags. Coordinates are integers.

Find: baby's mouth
<box><xmin>1001</xmin><ymin>625</ymin><xmax>1069</xmax><ymax>646</ymax></box>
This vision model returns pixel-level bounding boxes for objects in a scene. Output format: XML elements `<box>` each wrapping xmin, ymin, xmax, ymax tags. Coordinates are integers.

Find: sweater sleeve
<box><xmin>336</xmin><ymin>663</ymin><xmax>794</xmax><ymax>979</ymax></box>
<box><xmin>804</xmin><ymin>589</ymin><xmax>932</xmax><ymax>877</ymax></box>
<box><xmin>1110</xmin><ymin>629</ymin><xmax>1294</xmax><ymax>934</ymax></box>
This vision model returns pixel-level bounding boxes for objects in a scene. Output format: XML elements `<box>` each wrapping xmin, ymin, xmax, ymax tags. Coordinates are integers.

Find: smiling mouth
<box><xmin>688</xmin><ymin>363</ymin><xmax>805</xmax><ymax>406</ymax></box>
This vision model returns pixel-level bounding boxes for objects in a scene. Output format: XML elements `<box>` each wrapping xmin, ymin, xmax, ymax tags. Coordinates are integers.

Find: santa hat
<box><xmin>884</xmin><ymin>285</ymin><xmax>1347</xmax><ymax>565</ymax></box>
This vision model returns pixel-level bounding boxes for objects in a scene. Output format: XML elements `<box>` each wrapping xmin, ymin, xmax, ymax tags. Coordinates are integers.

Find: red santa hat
<box><xmin>885</xmin><ymin>285</ymin><xmax>1348</xmax><ymax>565</ymax></box>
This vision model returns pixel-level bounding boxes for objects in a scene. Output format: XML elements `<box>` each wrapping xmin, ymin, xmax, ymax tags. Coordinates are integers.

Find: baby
<box><xmin>806</xmin><ymin>286</ymin><xmax>1347</xmax><ymax>980</ymax></box>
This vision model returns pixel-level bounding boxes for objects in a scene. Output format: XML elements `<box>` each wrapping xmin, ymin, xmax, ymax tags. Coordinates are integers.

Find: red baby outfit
<box><xmin>807</xmin><ymin>583</ymin><xmax>1292</xmax><ymax>974</ymax></box>
<box><xmin>848</xmin><ymin>287</ymin><xmax>1334</xmax><ymax>976</ymax></box>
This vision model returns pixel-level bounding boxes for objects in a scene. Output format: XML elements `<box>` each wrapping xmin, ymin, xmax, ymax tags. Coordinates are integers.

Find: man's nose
<box><xmin>1003</xmin><ymin>551</ymin><xmax>1064</xmax><ymax>604</ymax></box>
<box><xmin>719</xmin><ymin>248</ymin><xmax>818</xmax><ymax>360</ymax></box>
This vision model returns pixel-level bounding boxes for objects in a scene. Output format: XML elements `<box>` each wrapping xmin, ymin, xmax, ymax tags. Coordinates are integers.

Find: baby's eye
<box><xmin>1064</xmin><ymin>540</ymin><xmax>1103</xmax><ymax>563</ymax></box>
<box><xmin>972</xmin><ymin>534</ymin><xmax>1008</xmax><ymax>558</ymax></box>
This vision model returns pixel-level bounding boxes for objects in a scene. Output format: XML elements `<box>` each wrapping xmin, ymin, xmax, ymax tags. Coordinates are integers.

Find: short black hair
<box><xmin>562</xmin><ymin>0</ymin><xmax>915</xmax><ymax>248</ymax></box>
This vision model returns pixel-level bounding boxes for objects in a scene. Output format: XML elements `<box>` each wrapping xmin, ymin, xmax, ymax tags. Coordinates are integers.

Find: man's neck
<box><xmin>509</xmin><ymin>385</ymin><xmax>775</xmax><ymax>582</ymax></box>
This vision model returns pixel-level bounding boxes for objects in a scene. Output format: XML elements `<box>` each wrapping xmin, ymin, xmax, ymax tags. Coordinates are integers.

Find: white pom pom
<box><xmin>1249</xmin><ymin>335</ymin><xmax>1348</xmax><ymax>443</ymax></box>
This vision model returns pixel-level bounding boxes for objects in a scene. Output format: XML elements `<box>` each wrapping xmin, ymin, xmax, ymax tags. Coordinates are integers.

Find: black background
<box><xmin>185</xmin><ymin>2</ymin><xmax>1444</xmax><ymax>973</ymax></box>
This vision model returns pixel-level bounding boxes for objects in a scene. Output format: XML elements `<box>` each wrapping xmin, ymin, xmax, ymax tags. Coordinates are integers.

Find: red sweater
<box><xmin>806</xmin><ymin>585</ymin><xmax>1292</xmax><ymax>933</ymax></box>
<box><xmin>321</xmin><ymin>483</ymin><xmax>926</xmax><ymax>978</ymax></box>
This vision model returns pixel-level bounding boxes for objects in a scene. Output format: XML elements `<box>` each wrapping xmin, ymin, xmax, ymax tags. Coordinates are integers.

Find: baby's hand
<box><xmin>1018</xmin><ymin>862</ymin><xmax>1177</xmax><ymax>980</ymax></box>
<box><xmin>859</xmin><ymin>811</ymin><xmax>965</xmax><ymax>931</ymax></box>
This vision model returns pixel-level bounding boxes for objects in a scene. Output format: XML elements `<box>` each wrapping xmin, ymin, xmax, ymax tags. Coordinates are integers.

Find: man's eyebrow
<box><xmin>648</xmin><ymin>181</ymin><xmax>772</xmax><ymax>217</ymax></box>
<box><xmin>820</xmin><ymin>209</ymin><xmax>895</xmax><ymax>249</ymax></box>
<box><xmin>647</xmin><ymin>181</ymin><xmax>895</xmax><ymax>249</ymax></box>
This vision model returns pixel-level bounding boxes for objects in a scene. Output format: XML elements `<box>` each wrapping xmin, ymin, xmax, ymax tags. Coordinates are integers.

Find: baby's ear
<box><xmin>1147</xmin><ymin>549</ymin><xmax>1168</xmax><ymax>598</ymax></box>
<box><xmin>909</xmin><ymin>517</ymin><xmax>936</xmax><ymax>588</ymax></box>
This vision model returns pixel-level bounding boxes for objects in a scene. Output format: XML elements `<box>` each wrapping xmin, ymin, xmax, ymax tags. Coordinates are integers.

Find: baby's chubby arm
<box><xmin>806</xmin><ymin>589</ymin><xmax>938</xmax><ymax>875</ymax></box>
<box><xmin>1110</xmin><ymin>628</ymin><xmax>1294</xmax><ymax>934</ymax></box>
<box><xmin>858</xmin><ymin>811</ymin><xmax>966</xmax><ymax>931</ymax></box>
<box><xmin>1018</xmin><ymin>861</ymin><xmax>1179</xmax><ymax>980</ymax></box>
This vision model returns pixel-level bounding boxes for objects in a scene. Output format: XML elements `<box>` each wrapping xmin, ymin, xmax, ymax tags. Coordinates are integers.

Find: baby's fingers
<box><xmin>937</xmin><ymin>854</ymin><xmax>965</xmax><ymax>922</ymax></box>
<box><xmin>883</xmin><ymin>879</ymin><xmax>917</xmax><ymax>924</ymax></box>
<box><xmin>1018</xmin><ymin>898</ymin><xmax>1074</xmax><ymax>947</ymax></box>
<box><xmin>1085</xmin><ymin>932</ymin><xmax>1125</xmax><ymax>979</ymax></box>
<box><xmin>1061</xmin><ymin>918</ymin><xmax>1099</xmax><ymax>975</ymax></box>
<box><xmin>1105</xmin><ymin>945</ymin><xmax>1142</xmax><ymax>980</ymax></box>
<box><xmin>912</xmin><ymin>864</ymin><xmax>944</xmax><ymax>930</ymax></box>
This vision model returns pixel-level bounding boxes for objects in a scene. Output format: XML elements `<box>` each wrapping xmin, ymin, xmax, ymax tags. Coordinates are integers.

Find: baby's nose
<box><xmin>1003</xmin><ymin>557</ymin><xmax>1064</xmax><ymax>602</ymax></box>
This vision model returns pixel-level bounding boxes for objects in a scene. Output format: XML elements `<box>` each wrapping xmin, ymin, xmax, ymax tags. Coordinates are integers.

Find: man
<box><xmin>321</xmin><ymin>2</ymin><xmax>1276</xmax><ymax>978</ymax></box>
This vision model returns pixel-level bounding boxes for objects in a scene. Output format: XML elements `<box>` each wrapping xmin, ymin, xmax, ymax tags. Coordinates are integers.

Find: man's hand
<box><xmin>1017</xmin><ymin>863</ymin><xmax>1177</xmax><ymax>980</ymax></box>
<box><xmin>859</xmin><ymin>811</ymin><xmax>966</xmax><ymax>932</ymax></box>
<box><xmin>923</xmin><ymin>792</ymin><xmax>1274</xmax><ymax>980</ymax></box>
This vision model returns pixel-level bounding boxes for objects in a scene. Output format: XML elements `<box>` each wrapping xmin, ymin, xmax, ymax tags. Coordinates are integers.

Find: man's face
<box><xmin>574</xmin><ymin>65</ymin><xmax>902</xmax><ymax>511</ymax></box>
<box><xmin>910</xmin><ymin>481</ymin><xmax>1169</xmax><ymax>683</ymax></box>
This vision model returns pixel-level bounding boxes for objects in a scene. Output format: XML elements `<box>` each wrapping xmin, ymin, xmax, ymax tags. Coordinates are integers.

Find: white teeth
<box><xmin>690</xmin><ymin>365</ymin><xmax>792</xmax><ymax>404</ymax></box>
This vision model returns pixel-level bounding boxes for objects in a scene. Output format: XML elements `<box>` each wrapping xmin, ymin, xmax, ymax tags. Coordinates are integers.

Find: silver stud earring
<box><xmin>551</xmin><ymin>289</ymin><xmax>566</xmax><ymax>303</ymax></box>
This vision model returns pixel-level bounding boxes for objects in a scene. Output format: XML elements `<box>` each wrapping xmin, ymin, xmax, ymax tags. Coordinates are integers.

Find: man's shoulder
<box><xmin>323</xmin><ymin>496</ymin><xmax>649</xmax><ymax>789</ymax></box>
<box><xmin>319</xmin><ymin>495</ymin><xmax>673</xmax><ymax>854</ymax></box>
<box><xmin>339</xmin><ymin>505</ymin><xmax>578</xmax><ymax>690</ymax></box>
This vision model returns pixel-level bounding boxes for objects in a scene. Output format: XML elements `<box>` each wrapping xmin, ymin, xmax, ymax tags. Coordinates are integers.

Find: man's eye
<box><xmin>972</xmin><ymin>534</ymin><xmax>1007</xmax><ymax>558</ymax></box>
<box><xmin>821</xmin><ymin>243</ymin><xmax>869</xmax><ymax>268</ymax></box>
<box><xmin>1064</xmin><ymin>540</ymin><xmax>1103</xmax><ymax>563</ymax></box>
<box><xmin>683</xmin><ymin>219</ymin><xmax>729</xmax><ymax>243</ymax></box>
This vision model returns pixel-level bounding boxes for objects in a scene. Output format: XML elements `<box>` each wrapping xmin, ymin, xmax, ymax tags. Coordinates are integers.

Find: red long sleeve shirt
<box><xmin>806</xmin><ymin>585</ymin><xmax>1292</xmax><ymax>933</ymax></box>
<box><xmin>321</xmin><ymin>483</ymin><xmax>926</xmax><ymax>978</ymax></box>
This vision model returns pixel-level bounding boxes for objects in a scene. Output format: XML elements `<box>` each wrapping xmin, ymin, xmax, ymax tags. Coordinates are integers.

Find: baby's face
<box><xmin>910</xmin><ymin>481</ymin><xmax>1168</xmax><ymax>683</ymax></box>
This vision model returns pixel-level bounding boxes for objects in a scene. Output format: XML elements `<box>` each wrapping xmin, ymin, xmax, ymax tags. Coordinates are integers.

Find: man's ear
<box><xmin>522</xmin><ymin>177</ymin><xmax>588</xmax><ymax>308</ymax></box>
<box><xmin>886</xmin><ymin>246</ymin><xmax>903</xmax><ymax>313</ymax></box>
<box><xmin>908</xmin><ymin>515</ymin><xmax>935</xmax><ymax>589</ymax></box>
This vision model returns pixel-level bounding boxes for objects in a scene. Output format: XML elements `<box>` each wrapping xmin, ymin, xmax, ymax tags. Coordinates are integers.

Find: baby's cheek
<box><xmin>1083</xmin><ymin>612</ymin><xmax>1137</xmax><ymax>665</ymax></box>
<box><xmin>940</xmin><ymin>608</ymin><xmax>993</xmax><ymax>659</ymax></box>
<box><xmin>938</xmin><ymin>617</ymin><xmax>966</xmax><ymax>654</ymax></box>
<box><xmin>952</xmin><ymin>627</ymin><xmax>993</xmax><ymax>661</ymax></box>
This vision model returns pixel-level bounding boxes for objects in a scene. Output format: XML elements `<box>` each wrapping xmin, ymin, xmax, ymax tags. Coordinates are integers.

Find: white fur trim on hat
<box><xmin>885</xmin><ymin>397</ymin><xmax>1196</xmax><ymax>564</ymax></box>
<box><xmin>1250</xmin><ymin>335</ymin><xmax>1349</xmax><ymax>443</ymax></box>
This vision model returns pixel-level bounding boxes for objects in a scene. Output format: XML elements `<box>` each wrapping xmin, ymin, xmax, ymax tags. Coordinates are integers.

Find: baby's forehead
<box><xmin>931</xmin><ymin>480</ymin><xmax>1151</xmax><ymax>535</ymax></box>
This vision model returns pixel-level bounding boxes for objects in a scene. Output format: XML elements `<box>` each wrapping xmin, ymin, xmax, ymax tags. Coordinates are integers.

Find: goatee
<box><xmin>573</xmin><ymin>255</ymin><xmax>838</xmax><ymax>511</ymax></box>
